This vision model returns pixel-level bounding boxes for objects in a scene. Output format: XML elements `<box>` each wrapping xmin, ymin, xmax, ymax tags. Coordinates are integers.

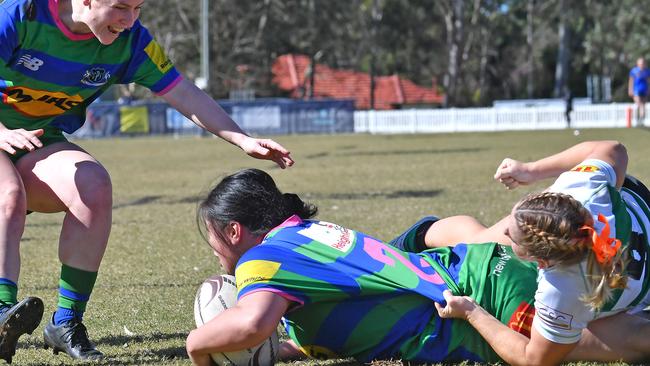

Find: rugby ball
<box><xmin>194</xmin><ymin>274</ymin><xmax>279</xmax><ymax>366</ymax></box>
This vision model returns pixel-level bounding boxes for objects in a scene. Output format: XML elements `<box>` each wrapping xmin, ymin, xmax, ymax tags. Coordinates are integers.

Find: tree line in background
<box><xmin>137</xmin><ymin>0</ymin><xmax>650</xmax><ymax>108</ymax></box>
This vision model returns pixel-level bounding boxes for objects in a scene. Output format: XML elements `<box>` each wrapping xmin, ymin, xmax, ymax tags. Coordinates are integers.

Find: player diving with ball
<box><xmin>186</xmin><ymin>167</ymin><xmax>650</xmax><ymax>366</ymax></box>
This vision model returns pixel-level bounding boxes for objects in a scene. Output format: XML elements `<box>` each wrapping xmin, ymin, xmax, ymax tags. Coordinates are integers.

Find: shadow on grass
<box><xmin>338</xmin><ymin>147</ymin><xmax>485</xmax><ymax>157</ymax></box>
<box><xmin>305</xmin><ymin>152</ymin><xmax>330</xmax><ymax>159</ymax></box>
<box><xmin>113</xmin><ymin>195</ymin><xmax>164</xmax><ymax>209</ymax></box>
<box><xmin>94</xmin><ymin>331</ymin><xmax>187</xmax><ymax>346</ymax></box>
<box><xmin>302</xmin><ymin>147</ymin><xmax>485</xmax><ymax>161</ymax></box>
<box><xmin>113</xmin><ymin>195</ymin><xmax>202</xmax><ymax>209</ymax></box>
<box><xmin>306</xmin><ymin>189</ymin><xmax>443</xmax><ymax>200</ymax></box>
<box><xmin>278</xmin><ymin>359</ymin><xmax>361</xmax><ymax>366</ymax></box>
<box><xmin>22</xmin><ymin>332</ymin><xmax>189</xmax><ymax>365</ymax></box>
<box><xmin>111</xmin><ymin>189</ymin><xmax>442</xmax><ymax>210</ymax></box>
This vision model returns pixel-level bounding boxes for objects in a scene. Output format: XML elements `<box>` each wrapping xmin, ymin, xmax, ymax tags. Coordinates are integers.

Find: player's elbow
<box><xmin>186</xmin><ymin>330</ymin><xmax>207</xmax><ymax>361</ymax></box>
<box><xmin>238</xmin><ymin>313</ymin><xmax>277</xmax><ymax>346</ymax></box>
<box><xmin>591</xmin><ymin>140</ymin><xmax>628</xmax><ymax>166</ymax></box>
<box><xmin>607</xmin><ymin>141</ymin><xmax>629</xmax><ymax>171</ymax></box>
<box><xmin>610</xmin><ymin>140</ymin><xmax>627</xmax><ymax>158</ymax></box>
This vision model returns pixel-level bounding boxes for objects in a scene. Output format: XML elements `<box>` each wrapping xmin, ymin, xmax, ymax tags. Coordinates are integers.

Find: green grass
<box><xmin>13</xmin><ymin>128</ymin><xmax>650</xmax><ymax>365</ymax></box>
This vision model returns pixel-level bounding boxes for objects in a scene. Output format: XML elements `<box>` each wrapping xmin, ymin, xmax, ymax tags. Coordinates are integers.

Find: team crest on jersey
<box><xmin>508</xmin><ymin>301</ymin><xmax>535</xmax><ymax>337</ymax></box>
<box><xmin>81</xmin><ymin>68</ymin><xmax>111</xmax><ymax>86</ymax></box>
<box><xmin>536</xmin><ymin>301</ymin><xmax>573</xmax><ymax>330</ymax></box>
<box><xmin>298</xmin><ymin>222</ymin><xmax>355</xmax><ymax>253</ymax></box>
<box><xmin>2</xmin><ymin>86</ymin><xmax>84</xmax><ymax>117</ymax></box>
<box><xmin>571</xmin><ymin>165</ymin><xmax>600</xmax><ymax>173</ymax></box>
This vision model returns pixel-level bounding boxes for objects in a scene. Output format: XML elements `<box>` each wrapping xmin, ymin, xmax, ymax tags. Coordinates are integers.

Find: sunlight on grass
<box><xmin>15</xmin><ymin>128</ymin><xmax>648</xmax><ymax>365</ymax></box>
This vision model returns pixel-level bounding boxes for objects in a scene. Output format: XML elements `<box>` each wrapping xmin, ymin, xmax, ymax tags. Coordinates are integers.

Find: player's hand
<box><xmin>493</xmin><ymin>158</ymin><xmax>535</xmax><ymax>190</ymax></box>
<box><xmin>239</xmin><ymin>137</ymin><xmax>294</xmax><ymax>169</ymax></box>
<box><xmin>434</xmin><ymin>290</ymin><xmax>478</xmax><ymax>320</ymax></box>
<box><xmin>0</xmin><ymin>128</ymin><xmax>44</xmax><ymax>155</ymax></box>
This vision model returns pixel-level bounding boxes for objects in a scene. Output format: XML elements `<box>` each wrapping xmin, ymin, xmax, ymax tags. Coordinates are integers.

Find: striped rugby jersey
<box><xmin>534</xmin><ymin>159</ymin><xmax>650</xmax><ymax>344</ymax></box>
<box><xmin>235</xmin><ymin>215</ymin><xmax>538</xmax><ymax>363</ymax></box>
<box><xmin>0</xmin><ymin>0</ymin><xmax>181</xmax><ymax>133</ymax></box>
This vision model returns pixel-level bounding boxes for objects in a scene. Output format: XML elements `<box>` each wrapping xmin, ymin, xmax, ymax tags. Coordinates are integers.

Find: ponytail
<box><xmin>282</xmin><ymin>193</ymin><xmax>318</xmax><ymax>220</ymax></box>
<box><xmin>198</xmin><ymin>169</ymin><xmax>317</xmax><ymax>237</ymax></box>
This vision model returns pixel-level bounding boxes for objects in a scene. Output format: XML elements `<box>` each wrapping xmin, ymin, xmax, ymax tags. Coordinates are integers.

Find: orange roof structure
<box><xmin>272</xmin><ymin>54</ymin><xmax>444</xmax><ymax>110</ymax></box>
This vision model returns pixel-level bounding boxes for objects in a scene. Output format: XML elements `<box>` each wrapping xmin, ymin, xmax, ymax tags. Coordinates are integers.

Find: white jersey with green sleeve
<box><xmin>533</xmin><ymin>159</ymin><xmax>650</xmax><ymax>344</ymax></box>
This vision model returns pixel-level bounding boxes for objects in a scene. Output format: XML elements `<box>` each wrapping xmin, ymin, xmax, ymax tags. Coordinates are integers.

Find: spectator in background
<box><xmin>628</xmin><ymin>57</ymin><xmax>650</xmax><ymax>125</ymax></box>
<box><xmin>564</xmin><ymin>87</ymin><xmax>573</xmax><ymax>128</ymax></box>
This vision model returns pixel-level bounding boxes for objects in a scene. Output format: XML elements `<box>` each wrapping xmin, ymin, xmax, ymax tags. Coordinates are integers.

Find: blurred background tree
<box><xmin>137</xmin><ymin>0</ymin><xmax>650</xmax><ymax>107</ymax></box>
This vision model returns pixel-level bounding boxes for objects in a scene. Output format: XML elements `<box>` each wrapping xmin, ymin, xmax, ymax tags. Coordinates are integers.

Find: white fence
<box><xmin>354</xmin><ymin>103</ymin><xmax>642</xmax><ymax>134</ymax></box>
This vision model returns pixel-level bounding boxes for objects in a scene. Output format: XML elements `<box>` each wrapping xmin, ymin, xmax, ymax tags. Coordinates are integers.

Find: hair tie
<box><xmin>580</xmin><ymin>213</ymin><xmax>621</xmax><ymax>265</ymax></box>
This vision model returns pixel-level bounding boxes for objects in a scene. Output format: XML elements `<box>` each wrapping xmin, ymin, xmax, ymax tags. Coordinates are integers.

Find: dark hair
<box><xmin>198</xmin><ymin>169</ymin><xmax>318</xmax><ymax>237</ymax></box>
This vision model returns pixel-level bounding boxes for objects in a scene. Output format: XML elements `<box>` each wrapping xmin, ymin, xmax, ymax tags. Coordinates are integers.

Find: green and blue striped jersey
<box><xmin>235</xmin><ymin>216</ymin><xmax>539</xmax><ymax>363</ymax></box>
<box><xmin>0</xmin><ymin>0</ymin><xmax>180</xmax><ymax>133</ymax></box>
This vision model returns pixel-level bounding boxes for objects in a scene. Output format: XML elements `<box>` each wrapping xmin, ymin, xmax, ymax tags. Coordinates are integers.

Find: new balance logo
<box><xmin>17</xmin><ymin>55</ymin><xmax>44</xmax><ymax>71</ymax></box>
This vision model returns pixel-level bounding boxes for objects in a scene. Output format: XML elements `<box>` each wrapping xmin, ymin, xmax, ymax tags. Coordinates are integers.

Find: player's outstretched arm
<box><xmin>161</xmin><ymin>79</ymin><xmax>294</xmax><ymax>168</ymax></box>
<box><xmin>494</xmin><ymin>140</ymin><xmax>627</xmax><ymax>189</ymax></box>
<box><xmin>186</xmin><ymin>291</ymin><xmax>290</xmax><ymax>366</ymax></box>
<box><xmin>435</xmin><ymin>290</ymin><xmax>575</xmax><ymax>366</ymax></box>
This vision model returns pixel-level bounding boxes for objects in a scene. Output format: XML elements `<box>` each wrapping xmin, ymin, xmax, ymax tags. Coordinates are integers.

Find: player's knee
<box><xmin>76</xmin><ymin>165</ymin><xmax>112</xmax><ymax>210</ymax></box>
<box><xmin>0</xmin><ymin>181</ymin><xmax>26</xmax><ymax>215</ymax></box>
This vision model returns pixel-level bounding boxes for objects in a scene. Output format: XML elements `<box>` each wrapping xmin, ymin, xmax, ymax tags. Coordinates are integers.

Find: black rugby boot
<box><xmin>43</xmin><ymin>314</ymin><xmax>103</xmax><ymax>361</ymax></box>
<box><xmin>0</xmin><ymin>297</ymin><xmax>44</xmax><ymax>364</ymax></box>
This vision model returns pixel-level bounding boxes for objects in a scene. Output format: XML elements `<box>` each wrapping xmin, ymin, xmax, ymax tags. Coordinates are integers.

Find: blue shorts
<box><xmin>388</xmin><ymin>216</ymin><xmax>439</xmax><ymax>252</ymax></box>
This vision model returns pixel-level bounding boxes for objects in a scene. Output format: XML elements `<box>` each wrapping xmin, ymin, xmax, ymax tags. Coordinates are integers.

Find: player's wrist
<box><xmin>465</xmin><ymin>302</ymin><xmax>487</xmax><ymax>323</ymax></box>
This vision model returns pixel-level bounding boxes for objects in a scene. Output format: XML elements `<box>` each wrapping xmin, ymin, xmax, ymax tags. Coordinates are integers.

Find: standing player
<box><xmin>0</xmin><ymin>0</ymin><xmax>293</xmax><ymax>362</ymax></box>
<box><xmin>628</xmin><ymin>57</ymin><xmax>650</xmax><ymax>125</ymax></box>
<box><xmin>185</xmin><ymin>168</ymin><xmax>650</xmax><ymax>366</ymax></box>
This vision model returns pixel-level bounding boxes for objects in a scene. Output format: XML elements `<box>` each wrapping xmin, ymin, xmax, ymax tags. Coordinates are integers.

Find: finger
<box><xmin>442</xmin><ymin>289</ymin><xmax>453</xmax><ymax>301</ymax></box>
<box><xmin>9</xmin><ymin>135</ymin><xmax>32</xmax><ymax>150</ymax></box>
<box><xmin>494</xmin><ymin>167</ymin><xmax>512</xmax><ymax>181</ymax></box>
<box><xmin>282</xmin><ymin>155</ymin><xmax>295</xmax><ymax>167</ymax></box>
<box><xmin>499</xmin><ymin>177</ymin><xmax>515</xmax><ymax>185</ymax></box>
<box><xmin>505</xmin><ymin>181</ymin><xmax>520</xmax><ymax>190</ymax></box>
<box><xmin>272</xmin><ymin>153</ymin><xmax>287</xmax><ymax>169</ymax></box>
<box><xmin>251</xmin><ymin>144</ymin><xmax>271</xmax><ymax>158</ymax></box>
<box><xmin>0</xmin><ymin>142</ymin><xmax>16</xmax><ymax>155</ymax></box>
<box><xmin>16</xmin><ymin>134</ymin><xmax>40</xmax><ymax>151</ymax></box>
<box><xmin>20</xmin><ymin>130</ymin><xmax>43</xmax><ymax>148</ymax></box>
<box><xmin>493</xmin><ymin>159</ymin><xmax>512</xmax><ymax>179</ymax></box>
<box><xmin>434</xmin><ymin>302</ymin><xmax>446</xmax><ymax>317</ymax></box>
<box><xmin>259</xmin><ymin>139</ymin><xmax>290</xmax><ymax>155</ymax></box>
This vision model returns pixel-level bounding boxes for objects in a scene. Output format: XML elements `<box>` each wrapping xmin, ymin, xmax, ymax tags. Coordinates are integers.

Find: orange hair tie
<box><xmin>580</xmin><ymin>213</ymin><xmax>621</xmax><ymax>265</ymax></box>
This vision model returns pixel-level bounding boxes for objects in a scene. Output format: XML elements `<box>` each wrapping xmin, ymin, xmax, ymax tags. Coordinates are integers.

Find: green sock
<box><xmin>0</xmin><ymin>278</ymin><xmax>17</xmax><ymax>305</ymax></box>
<box><xmin>57</xmin><ymin>264</ymin><xmax>98</xmax><ymax>312</ymax></box>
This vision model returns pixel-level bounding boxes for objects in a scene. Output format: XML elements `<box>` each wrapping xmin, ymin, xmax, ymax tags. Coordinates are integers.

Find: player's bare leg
<box><xmin>17</xmin><ymin>142</ymin><xmax>111</xmax><ymax>360</ymax></box>
<box><xmin>0</xmin><ymin>153</ymin><xmax>45</xmax><ymax>364</ymax></box>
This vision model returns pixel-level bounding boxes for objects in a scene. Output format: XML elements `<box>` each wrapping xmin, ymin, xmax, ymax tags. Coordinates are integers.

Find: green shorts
<box><xmin>4</xmin><ymin>126</ymin><xmax>68</xmax><ymax>164</ymax></box>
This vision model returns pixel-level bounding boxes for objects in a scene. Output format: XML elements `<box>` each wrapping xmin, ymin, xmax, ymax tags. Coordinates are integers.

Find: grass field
<box><xmin>11</xmin><ymin>128</ymin><xmax>650</xmax><ymax>365</ymax></box>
